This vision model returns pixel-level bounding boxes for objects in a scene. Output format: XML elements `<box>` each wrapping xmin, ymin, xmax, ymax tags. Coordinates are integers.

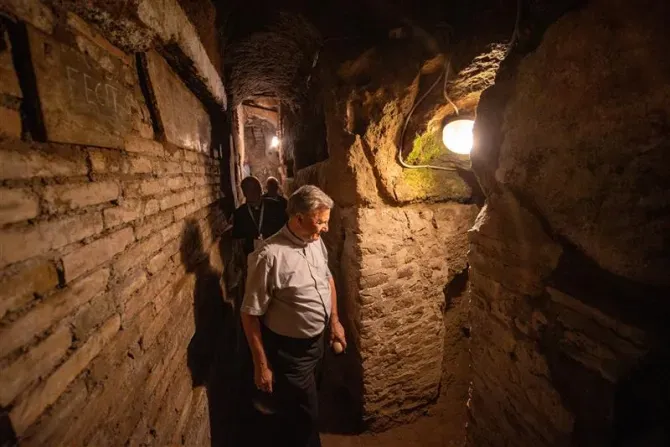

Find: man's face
<box><xmin>243</xmin><ymin>182</ymin><xmax>262</xmax><ymax>204</ymax></box>
<box><xmin>297</xmin><ymin>208</ymin><xmax>330</xmax><ymax>241</ymax></box>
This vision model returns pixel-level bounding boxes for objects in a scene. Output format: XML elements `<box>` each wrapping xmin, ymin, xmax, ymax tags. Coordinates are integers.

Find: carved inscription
<box><xmin>27</xmin><ymin>26</ymin><xmax>145</xmax><ymax>148</ymax></box>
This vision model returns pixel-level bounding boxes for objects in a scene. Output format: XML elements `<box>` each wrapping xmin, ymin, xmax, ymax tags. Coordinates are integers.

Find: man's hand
<box><xmin>330</xmin><ymin>319</ymin><xmax>347</xmax><ymax>351</ymax></box>
<box><xmin>254</xmin><ymin>363</ymin><xmax>274</xmax><ymax>393</ymax></box>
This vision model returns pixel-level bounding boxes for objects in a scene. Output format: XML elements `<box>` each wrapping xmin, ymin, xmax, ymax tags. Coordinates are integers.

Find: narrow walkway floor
<box><xmin>321</xmin><ymin>389</ymin><xmax>467</xmax><ymax>447</ymax></box>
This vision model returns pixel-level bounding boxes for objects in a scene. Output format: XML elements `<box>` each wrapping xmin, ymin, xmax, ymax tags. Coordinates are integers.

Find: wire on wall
<box><xmin>397</xmin><ymin>60</ymin><xmax>458</xmax><ymax>171</ymax></box>
<box><xmin>443</xmin><ymin>59</ymin><xmax>459</xmax><ymax>117</ymax></box>
<box><xmin>397</xmin><ymin>0</ymin><xmax>523</xmax><ymax>171</ymax></box>
<box><xmin>505</xmin><ymin>0</ymin><xmax>523</xmax><ymax>57</ymax></box>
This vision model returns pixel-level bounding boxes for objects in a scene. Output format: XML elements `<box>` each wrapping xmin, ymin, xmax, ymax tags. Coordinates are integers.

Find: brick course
<box><xmin>0</xmin><ymin>213</ymin><xmax>104</xmax><ymax>268</ymax></box>
<box><xmin>43</xmin><ymin>182</ymin><xmax>120</xmax><ymax>213</ymax></box>
<box><xmin>0</xmin><ymin>10</ymin><xmax>227</xmax><ymax>445</ymax></box>
<box><xmin>62</xmin><ymin>228</ymin><xmax>135</xmax><ymax>282</ymax></box>
<box><xmin>0</xmin><ymin>188</ymin><xmax>40</xmax><ymax>225</ymax></box>
<box><xmin>0</xmin><ymin>269</ymin><xmax>110</xmax><ymax>358</ymax></box>
<box><xmin>0</xmin><ymin>260</ymin><xmax>59</xmax><ymax>319</ymax></box>
<box><xmin>0</xmin><ymin>326</ymin><xmax>71</xmax><ymax>406</ymax></box>
<box><xmin>10</xmin><ymin>314</ymin><xmax>121</xmax><ymax>435</ymax></box>
<box><xmin>0</xmin><ymin>146</ymin><xmax>88</xmax><ymax>180</ymax></box>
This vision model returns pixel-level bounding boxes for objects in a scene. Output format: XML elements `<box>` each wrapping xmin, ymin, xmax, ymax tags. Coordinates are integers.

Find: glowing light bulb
<box><xmin>270</xmin><ymin>136</ymin><xmax>280</xmax><ymax>149</ymax></box>
<box><xmin>442</xmin><ymin>119</ymin><xmax>474</xmax><ymax>155</ymax></box>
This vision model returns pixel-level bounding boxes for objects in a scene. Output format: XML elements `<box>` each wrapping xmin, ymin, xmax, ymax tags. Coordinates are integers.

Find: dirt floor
<box><xmin>321</xmin><ymin>390</ymin><xmax>467</xmax><ymax>447</ymax></box>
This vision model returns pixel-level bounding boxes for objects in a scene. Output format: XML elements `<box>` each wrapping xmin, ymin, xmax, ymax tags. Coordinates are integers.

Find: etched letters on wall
<box><xmin>27</xmin><ymin>25</ymin><xmax>150</xmax><ymax>148</ymax></box>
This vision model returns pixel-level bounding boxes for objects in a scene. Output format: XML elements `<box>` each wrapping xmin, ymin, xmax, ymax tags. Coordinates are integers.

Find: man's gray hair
<box><xmin>287</xmin><ymin>185</ymin><xmax>334</xmax><ymax>216</ymax></box>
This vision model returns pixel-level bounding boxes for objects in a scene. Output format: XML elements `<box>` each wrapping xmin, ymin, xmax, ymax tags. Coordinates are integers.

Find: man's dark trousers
<box><xmin>261</xmin><ymin>325</ymin><xmax>324</xmax><ymax>447</ymax></box>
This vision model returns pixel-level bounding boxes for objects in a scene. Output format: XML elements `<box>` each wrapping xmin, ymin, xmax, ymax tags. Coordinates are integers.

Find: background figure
<box><xmin>232</xmin><ymin>176</ymin><xmax>286</xmax><ymax>257</ymax></box>
<box><xmin>229</xmin><ymin>176</ymin><xmax>289</xmax><ymax>442</ymax></box>
<box><xmin>263</xmin><ymin>176</ymin><xmax>288</xmax><ymax>213</ymax></box>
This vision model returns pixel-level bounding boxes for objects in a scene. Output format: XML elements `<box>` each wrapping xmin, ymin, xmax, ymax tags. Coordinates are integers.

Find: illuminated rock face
<box><xmin>468</xmin><ymin>0</ymin><xmax>670</xmax><ymax>445</ymax></box>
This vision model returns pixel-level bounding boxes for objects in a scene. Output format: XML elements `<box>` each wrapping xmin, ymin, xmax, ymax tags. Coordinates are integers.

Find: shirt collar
<box><xmin>282</xmin><ymin>224</ymin><xmax>308</xmax><ymax>248</ymax></box>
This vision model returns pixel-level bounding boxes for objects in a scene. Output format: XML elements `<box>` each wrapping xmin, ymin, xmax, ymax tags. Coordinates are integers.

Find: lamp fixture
<box><xmin>270</xmin><ymin>136</ymin><xmax>280</xmax><ymax>149</ymax></box>
<box><xmin>442</xmin><ymin>119</ymin><xmax>474</xmax><ymax>155</ymax></box>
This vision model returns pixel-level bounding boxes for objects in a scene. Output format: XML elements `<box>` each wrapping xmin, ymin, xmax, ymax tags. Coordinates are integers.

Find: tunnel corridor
<box><xmin>1</xmin><ymin>0</ymin><xmax>669</xmax><ymax>446</ymax></box>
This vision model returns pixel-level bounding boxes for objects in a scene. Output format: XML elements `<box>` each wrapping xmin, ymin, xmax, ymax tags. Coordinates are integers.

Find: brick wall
<box><xmin>351</xmin><ymin>204</ymin><xmax>478</xmax><ymax>429</ymax></box>
<box><xmin>287</xmin><ymin>36</ymin><xmax>485</xmax><ymax>428</ymax></box>
<box><xmin>0</xmin><ymin>4</ymin><xmax>228</xmax><ymax>445</ymax></box>
<box><xmin>292</xmin><ymin>159</ymin><xmax>478</xmax><ymax>430</ymax></box>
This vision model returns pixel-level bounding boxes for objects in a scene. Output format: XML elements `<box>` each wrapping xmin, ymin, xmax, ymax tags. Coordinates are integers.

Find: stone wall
<box><xmin>353</xmin><ymin>204</ymin><xmax>479</xmax><ymax>428</ymax></box>
<box><xmin>289</xmin><ymin>33</ymin><xmax>501</xmax><ymax>429</ymax></box>
<box><xmin>0</xmin><ymin>2</ymin><xmax>229</xmax><ymax>445</ymax></box>
<box><xmin>468</xmin><ymin>0</ymin><xmax>670</xmax><ymax>445</ymax></box>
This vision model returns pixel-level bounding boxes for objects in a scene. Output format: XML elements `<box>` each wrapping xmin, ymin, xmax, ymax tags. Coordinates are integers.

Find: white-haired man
<box><xmin>241</xmin><ymin>185</ymin><xmax>346</xmax><ymax>447</ymax></box>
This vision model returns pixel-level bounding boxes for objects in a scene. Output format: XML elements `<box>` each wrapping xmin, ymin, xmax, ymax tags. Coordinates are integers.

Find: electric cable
<box><xmin>506</xmin><ymin>0</ymin><xmax>523</xmax><ymax>57</ymax></box>
<box><xmin>443</xmin><ymin>59</ymin><xmax>459</xmax><ymax>116</ymax></box>
<box><xmin>397</xmin><ymin>61</ymin><xmax>458</xmax><ymax>171</ymax></box>
<box><xmin>396</xmin><ymin>0</ymin><xmax>523</xmax><ymax>171</ymax></box>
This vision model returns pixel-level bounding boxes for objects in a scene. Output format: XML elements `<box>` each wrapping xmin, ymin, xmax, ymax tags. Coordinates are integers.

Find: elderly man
<box><xmin>240</xmin><ymin>185</ymin><xmax>346</xmax><ymax>447</ymax></box>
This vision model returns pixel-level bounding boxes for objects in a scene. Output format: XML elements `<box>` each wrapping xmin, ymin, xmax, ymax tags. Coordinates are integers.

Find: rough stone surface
<box><xmin>26</xmin><ymin>24</ymin><xmax>150</xmax><ymax>149</ymax></box>
<box><xmin>0</xmin><ymin>268</ymin><xmax>109</xmax><ymax>359</ymax></box>
<box><xmin>314</xmin><ymin>38</ymin><xmax>498</xmax><ymax>206</ymax></box>
<box><xmin>43</xmin><ymin>182</ymin><xmax>120</xmax><ymax>213</ymax></box>
<box><xmin>41</xmin><ymin>0</ymin><xmax>225</xmax><ymax>109</ymax></box>
<box><xmin>0</xmin><ymin>188</ymin><xmax>40</xmax><ymax>225</ymax></box>
<box><xmin>103</xmin><ymin>200</ymin><xmax>143</xmax><ymax>228</ymax></box>
<box><xmin>0</xmin><ymin>260</ymin><xmax>59</xmax><ymax>320</ymax></box>
<box><xmin>0</xmin><ymin>213</ymin><xmax>104</xmax><ymax>268</ymax></box>
<box><xmin>136</xmin><ymin>0</ymin><xmax>226</xmax><ymax>106</ymax></box>
<box><xmin>0</xmin><ymin>142</ymin><xmax>88</xmax><ymax>180</ymax></box>
<box><xmin>10</xmin><ymin>314</ymin><xmax>120</xmax><ymax>435</ymax></box>
<box><xmin>0</xmin><ymin>0</ymin><xmax>54</xmax><ymax>34</ymax></box>
<box><xmin>467</xmin><ymin>1</ymin><xmax>670</xmax><ymax>445</ymax></box>
<box><xmin>124</xmin><ymin>135</ymin><xmax>164</xmax><ymax>156</ymax></box>
<box><xmin>62</xmin><ymin>227</ymin><xmax>135</xmax><ymax>282</ymax></box>
<box><xmin>0</xmin><ymin>326</ymin><xmax>71</xmax><ymax>407</ymax></box>
<box><xmin>0</xmin><ymin>27</ymin><xmax>21</xmax><ymax>97</ymax></box>
<box><xmin>0</xmin><ymin>107</ymin><xmax>21</xmax><ymax>138</ymax></box>
<box><xmin>350</xmin><ymin>203</ymin><xmax>478</xmax><ymax>428</ymax></box>
<box><xmin>467</xmin><ymin>192</ymin><xmax>572</xmax><ymax>445</ymax></box>
<box><xmin>146</xmin><ymin>51</ymin><xmax>211</xmax><ymax>153</ymax></box>
<box><xmin>493</xmin><ymin>0</ymin><xmax>670</xmax><ymax>287</ymax></box>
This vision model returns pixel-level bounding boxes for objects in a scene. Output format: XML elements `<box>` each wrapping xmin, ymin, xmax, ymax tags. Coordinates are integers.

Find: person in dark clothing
<box><xmin>230</xmin><ymin>176</ymin><xmax>288</xmax><ymax>445</ymax></box>
<box><xmin>262</xmin><ymin>176</ymin><xmax>288</xmax><ymax>214</ymax></box>
<box><xmin>232</xmin><ymin>176</ymin><xmax>287</xmax><ymax>257</ymax></box>
<box><xmin>241</xmin><ymin>185</ymin><xmax>347</xmax><ymax>447</ymax></box>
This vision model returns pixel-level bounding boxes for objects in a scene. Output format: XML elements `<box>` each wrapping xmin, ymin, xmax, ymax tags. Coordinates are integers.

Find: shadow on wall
<box><xmin>316</xmin><ymin>205</ymin><xmax>365</xmax><ymax>435</ymax></box>
<box><xmin>180</xmin><ymin>219</ymin><xmax>237</xmax><ymax>446</ymax></box>
<box><xmin>613</xmin><ymin>349</ymin><xmax>670</xmax><ymax>447</ymax></box>
<box><xmin>542</xmin><ymin>243</ymin><xmax>670</xmax><ymax>447</ymax></box>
